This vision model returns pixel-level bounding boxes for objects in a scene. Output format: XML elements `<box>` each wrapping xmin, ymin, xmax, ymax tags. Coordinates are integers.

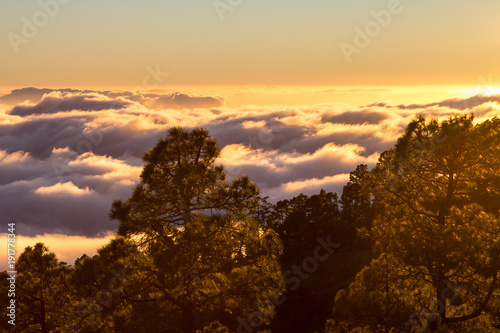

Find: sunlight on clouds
<box><xmin>283</xmin><ymin>174</ymin><xmax>350</xmax><ymax>192</ymax></box>
<box><xmin>69</xmin><ymin>152</ymin><xmax>138</xmax><ymax>172</ymax></box>
<box><xmin>266</xmin><ymin>174</ymin><xmax>350</xmax><ymax>201</ymax></box>
<box><xmin>462</xmin><ymin>86</ymin><xmax>500</xmax><ymax>97</ymax></box>
<box><xmin>75</xmin><ymin>160</ymin><xmax>142</xmax><ymax>184</ymax></box>
<box><xmin>242</xmin><ymin>120</ymin><xmax>267</xmax><ymax>129</ymax></box>
<box><xmin>280</xmin><ymin>143</ymin><xmax>378</xmax><ymax>165</ymax></box>
<box><xmin>0</xmin><ymin>112</ymin><xmax>23</xmax><ymax>125</ymax></box>
<box><xmin>2</xmin><ymin>87</ymin><xmax>500</xmax><ymax>236</ymax></box>
<box><xmin>473</xmin><ymin>102</ymin><xmax>500</xmax><ymax>121</ymax></box>
<box><xmin>51</xmin><ymin>147</ymin><xmax>77</xmax><ymax>158</ymax></box>
<box><xmin>218</xmin><ymin>145</ymin><xmax>282</xmax><ymax>172</ymax></box>
<box><xmin>218</xmin><ymin>144</ymin><xmax>251</xmax><ymax>165</ymax></box>
<box><xmin>0</xmin><ymin>150</ymin><xmax>30</xmax><ymax>163</ymax></box>
<box><xmin>35</xmin><ymin>182</ymin><xmax>91</xmax><ymax>196</ymax></box>
<box><xmin>0</xmin><ymin>233</ymin><xmax>115</xmax><ymax>270</ymax></box>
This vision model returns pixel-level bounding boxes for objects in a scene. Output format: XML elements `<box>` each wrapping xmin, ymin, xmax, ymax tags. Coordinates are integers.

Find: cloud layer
<box><xmin>1</xmin><ymin>88</ymin><xmax>500</xmax><ymax>237</ymax></box>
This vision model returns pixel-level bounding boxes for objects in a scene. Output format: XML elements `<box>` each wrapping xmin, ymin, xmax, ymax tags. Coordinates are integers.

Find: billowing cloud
<box><xmin>0</xmin><ymin>147</ymin><xmax>141</xmax><ymax>236</ymax></box>
<box><xmin>1</xmin><ymin>89</ymin><xmax>500</xmax><ymax>237</ymax></box>
<box><xmin>265</xmin><ymin>174</ymin><xmax>350</xmax><ymax>200</ymax></box>
<box><xmin>0</xmin><ymin>87</ymin><xmax>225</xmax><ymax>111</ymax></box>
<box><xmin>35</xmin><ymin>182</ymin><xmax>91</xmax><ymax>196</ymax></box>
<box><xmin>0</xmin><ymin>87</ymin><xmax>82</xmax><ymax>105</ymax></box>
<box><xmin>144</xmin><ymin>92</ymin><xmax>225</xmax><ymax>109</ymax></box>
<box><xmin>8</xmin><ymin>91</ymin><xmax>134</xmax><ymax>116</ymax></box>
<box><xmin>367</xmin><ymin>94</ymin><xmax>500</xmax><ymax>112</ymax></box>
<box><xmin>218</xmin><ymin>143</ymin><xmax>378</xmax><ymax>193</ymax></box>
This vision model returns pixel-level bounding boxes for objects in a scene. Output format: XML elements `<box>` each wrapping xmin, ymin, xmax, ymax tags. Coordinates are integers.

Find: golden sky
<box><xmin>1</xmin><ymin>0</ymin><xmax>500</xmax><ymax>88</ymax></box>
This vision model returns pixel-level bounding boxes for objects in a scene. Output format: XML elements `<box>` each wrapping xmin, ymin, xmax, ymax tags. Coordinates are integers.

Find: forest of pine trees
<box><xmin>2</xmin><ymin>114</ymin><xmax>500</xmax><ymax>332</ymax></box>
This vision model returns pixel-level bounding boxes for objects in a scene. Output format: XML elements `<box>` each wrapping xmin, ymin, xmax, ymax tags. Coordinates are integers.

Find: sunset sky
<box><xmin>1</xmin><ymin>0</ymin><xmax>500</xmax><ymax>268</ymax></box>
<box><xmin>1</xmin><ymin>0</ymin><xmax>500</xmax><ymax>88</ymax></box>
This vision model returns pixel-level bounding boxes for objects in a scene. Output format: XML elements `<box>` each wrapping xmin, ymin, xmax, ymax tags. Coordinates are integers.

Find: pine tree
<box><xmin>110</xmin><ymin>127</ymin><xmax>283</xmax><ymax>333</ymax></box>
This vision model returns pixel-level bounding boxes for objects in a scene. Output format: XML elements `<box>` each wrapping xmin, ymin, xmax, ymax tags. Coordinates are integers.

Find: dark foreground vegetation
<box><xmin>2</xmin><ymin>114</ymin><xmax>500</xmax><ymax>332</ymax></box>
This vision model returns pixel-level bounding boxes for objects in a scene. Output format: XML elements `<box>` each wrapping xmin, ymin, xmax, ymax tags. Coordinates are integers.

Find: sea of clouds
<box><xmin>1</xmin><ymin>87</ymin><xmax>500</xmax><ymax>237</ymax></box>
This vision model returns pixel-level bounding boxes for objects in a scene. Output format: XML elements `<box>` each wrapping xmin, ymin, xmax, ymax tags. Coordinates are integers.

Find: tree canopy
<box><xmin>5</xmin><ymin>118</ymin><xmax>500</xmax><ymax>332</ymax></box>
<box><xmin>110</xmin><ymin>127</ymin><xmax>283</xmax><ymax>333</ymax></box>
<box><xmin>332</xmin><ymin>115</ymin><xmax>500</xmax><ymax>332</ymax></box>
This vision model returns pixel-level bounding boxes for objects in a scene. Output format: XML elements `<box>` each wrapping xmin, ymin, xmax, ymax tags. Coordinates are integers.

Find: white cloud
<box><xmin>1</xmin><ymin>88</ymin><xmax>500</xmax><ymax>237</ymax></box>
<box><xmin>35</xmin><ymin>182</ymin><xmax>91</xmax><ymax>196</ymax></box>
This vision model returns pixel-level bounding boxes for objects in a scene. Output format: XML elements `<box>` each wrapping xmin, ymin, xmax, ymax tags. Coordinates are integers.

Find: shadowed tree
<box><xmin>331</xmin><ymin>115</ymin><xmax>500</xmax><ymax>332</ymax></box>
<box><xmin>274</xmin><ymin>190</ymin><xmax>340</xmax><ymax>264</ymax></box>
<box><xmin>110</xmin><ymin>127</ymin><xmax>283</xmax><ymax>333</ymax></box>
<box><xmin>339</xmin><ymin>164</ymin><xmax>374</xmax><ymax>251</ymax></box>
<box><xmin>270</xmin><ymin>190</ymin><xmax>352</xmax><ymax>333</ymax></box>
<box><xmin>67</xmin><ymin>237</ymin><xmax>154</xmax><ymax>333</ymax></box>
<box><xmin>14</xmin><ymin>243</ymin><xmax>73</xmax><ymax>333</ymax></box>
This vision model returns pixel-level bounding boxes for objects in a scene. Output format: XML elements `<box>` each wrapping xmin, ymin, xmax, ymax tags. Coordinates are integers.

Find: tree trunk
<box><xmin>40</xmin><ymin>298</ymin><xmax>47</xmax><ymax>333</ymax></box>
<box><xmin>431</xmin><ymin>273</ymin><xmax>447</xmax><ymax>332</ymax></box>
<box><xmin>183</xmin><ymin>204</ymin><xmax>191</xmax><ymax>225</ymax></box>
<box><xmin>182</xmin><ymin>304</ymin><xmax>194</xmax><ymax>333</ymax></box>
